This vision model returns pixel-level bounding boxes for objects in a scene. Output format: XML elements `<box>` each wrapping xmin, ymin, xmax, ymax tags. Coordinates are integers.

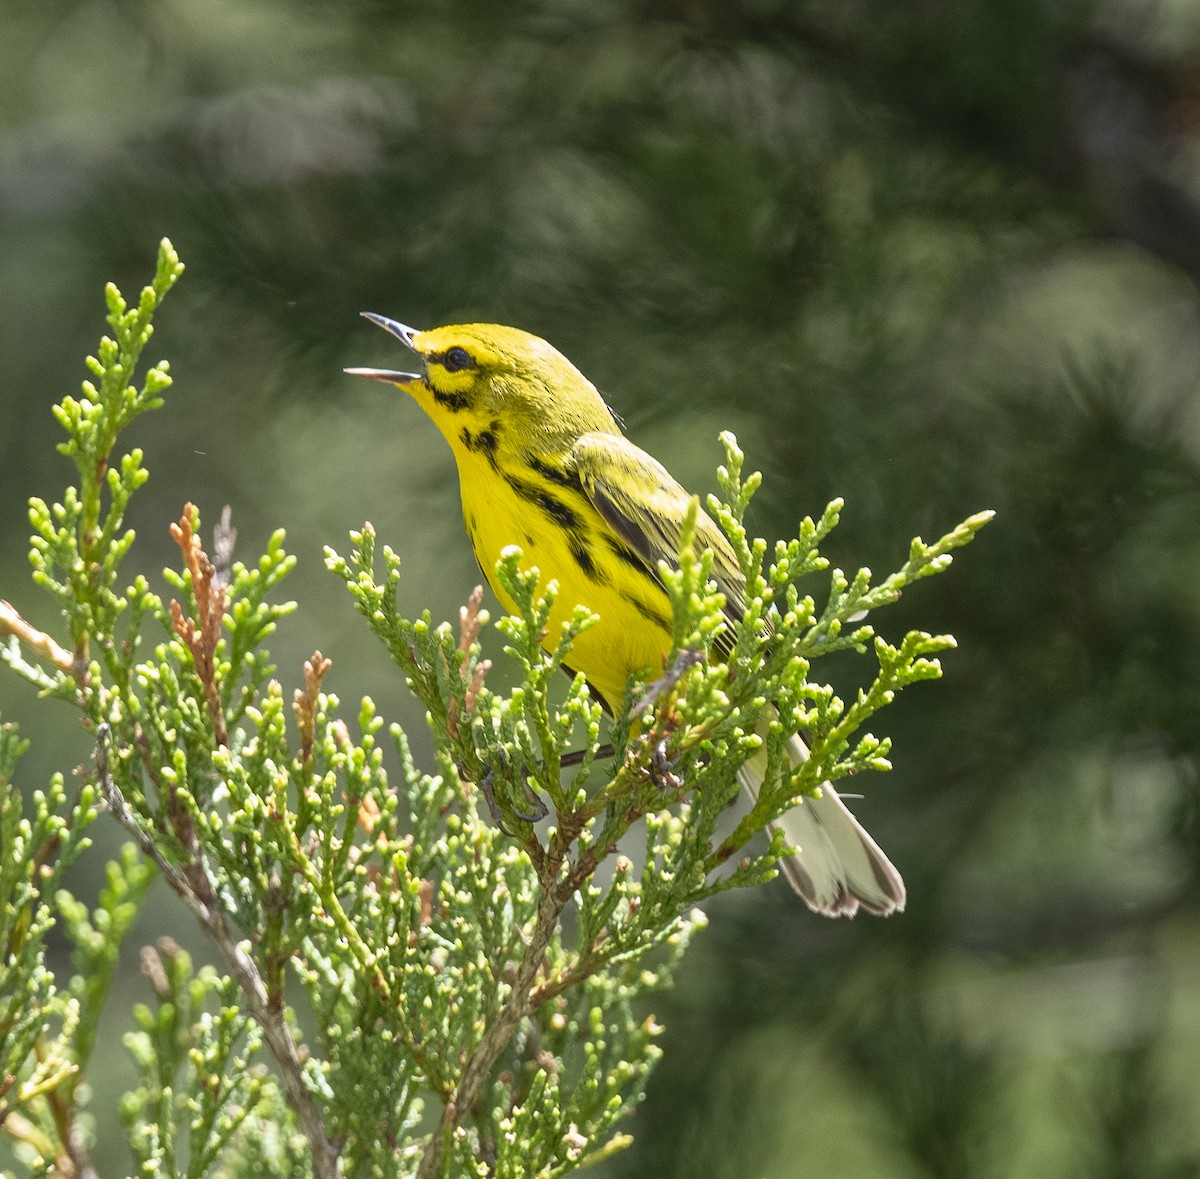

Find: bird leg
<box><xmin>559</xmin><ymin>743</ymin><xmax>615</xmax><ymax>768</ymax></box>
<box><xmin>475</xmin><ymin>765</ymin><xmax>548</xmax><ymax>834</ymax></box>
<box><xmin>476</xmin><ymin>767</ymin><xmax>514</xmax><ymax>835</ymax></box>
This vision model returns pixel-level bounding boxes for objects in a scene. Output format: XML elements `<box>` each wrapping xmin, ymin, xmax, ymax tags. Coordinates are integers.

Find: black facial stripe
<box><xmin>430</xmin><ymin>347</ymin><xmax>477</xmax><ymax>373</ymax></box>
<box><xmin>433</xmin><ymin>387</ymin><xmax>471</xmax><ymax>412</ymax></box>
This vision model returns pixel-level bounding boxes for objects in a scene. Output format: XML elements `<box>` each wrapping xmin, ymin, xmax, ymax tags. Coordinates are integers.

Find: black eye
<box><xmin>442</xmin><ymin>346</ymin><xmax>473</xmax><ymax>373</ymax></box>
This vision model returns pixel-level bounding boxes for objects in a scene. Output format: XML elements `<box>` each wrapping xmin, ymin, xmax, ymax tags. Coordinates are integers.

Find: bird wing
<box><xmin>569</xmin><ymin>431</ymin><xmax>747</xmax><ymax>629</ymax></box>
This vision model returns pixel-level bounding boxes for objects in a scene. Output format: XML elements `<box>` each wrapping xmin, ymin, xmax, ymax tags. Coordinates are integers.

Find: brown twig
<box><xmin>633</xmin><ymin>648</ymin><xmax>703</xmax><ymax>715</ymax></box>
<box><xmin>292</xmin><ymin>651</ymin><xmax>332</xmax><ymax>764</ymax></box>
<box><xmin>42</xmin><ymin>1073</ymin><xmax>99</xmax><ymax>1179</ymax></box>
<box><xmin>0</xmin><ymin>600</ymin><xmax>77</xmax><ymax>677</ymax></box>
<box><xmin>94</xmin><ymin>725</ymin><xmax>341</xmax><ymax>1179</ymax></box>
<box><xmin>417</xmin><ymin>658</ymin><xmax>696</xmax><ymax>1176</ymax></box>
<box><xmin>169</xmin><ymin>505</ymin><xmax>229</xmax><ymax>746</ymax></box>
<box><xmin>445</xmin><ymin>586</ymin><xmax>492</xmax><ymax>739</ymax></box>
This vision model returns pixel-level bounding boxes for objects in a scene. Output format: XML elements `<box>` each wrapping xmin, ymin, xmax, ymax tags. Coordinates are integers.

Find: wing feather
<box><xmin>569</xmin><ymin>432</ymin><xmax>746</xmax><ymax>635</ymax></box>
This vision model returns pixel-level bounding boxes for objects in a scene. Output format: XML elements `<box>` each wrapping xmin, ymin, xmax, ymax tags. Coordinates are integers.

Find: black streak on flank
<box><xmin>528</xmin><ymin>454</ymin><xmax>583</xmax><ymax>492</ymax></box>
<box><xmin>569</xmin><ymin>535</ymin><xmax>610</xmax><ymax>586</ymax></box>
<box><xmin>504</xmin><ymin>474</ymin><xmax>580</xmax><ymax>532</ymax></box>
<box><xmin>605</xmin><ymin>535</ymin><xmax>660</xmax><ymax>586</ymax></box>
<box><xmin>630</xmin><ymin>595</ymin><xmax>671</xmax><ymax>632</ymax></box>
<box><xmin>563</xmin><ymin>660</ymin><xmax>612</xmax><ymax>715</ymax></box>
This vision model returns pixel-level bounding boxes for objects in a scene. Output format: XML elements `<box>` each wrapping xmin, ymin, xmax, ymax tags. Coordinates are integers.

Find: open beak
<box><xmin>344</xmin><ymin>313</ymin><xmax>425</xmax><ymax>386</ymax></box>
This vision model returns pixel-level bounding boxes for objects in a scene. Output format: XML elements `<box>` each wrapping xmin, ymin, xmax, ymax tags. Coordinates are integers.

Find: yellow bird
<box><xmin>347</xmin><ymin>317</ymin><xmax>905</xmax><ymax>917</ymax></box>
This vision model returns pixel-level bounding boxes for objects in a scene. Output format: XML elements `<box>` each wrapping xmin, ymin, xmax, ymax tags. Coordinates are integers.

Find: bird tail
<box><xmin>737</xmin><ymin>731</ymin><xmax>906</xmax><ymax>917</ymax></box>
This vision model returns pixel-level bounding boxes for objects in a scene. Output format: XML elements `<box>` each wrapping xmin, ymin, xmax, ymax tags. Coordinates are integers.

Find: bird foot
<box><xmin>476</xmin><ymin>765</ymin><xmax>548</xmax><ymax>835</ymax></box>
<box><xmin>650</xmin><ymin>737</ymin><xmax>682</xmax><ymax>792</ymax></box>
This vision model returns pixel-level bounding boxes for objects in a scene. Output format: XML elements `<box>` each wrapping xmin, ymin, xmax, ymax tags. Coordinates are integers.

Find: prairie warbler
<box><xmin>347</xmin><ymin>317</ymin><xmax>905</xmax><ymax>917</ymax></box>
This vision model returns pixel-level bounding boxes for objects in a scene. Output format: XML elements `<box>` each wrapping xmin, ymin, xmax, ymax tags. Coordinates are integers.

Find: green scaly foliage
<box><xmin>0</xmin><ymin>241</ymin><xmax>989</xmax><ymax>1178</ymax></box>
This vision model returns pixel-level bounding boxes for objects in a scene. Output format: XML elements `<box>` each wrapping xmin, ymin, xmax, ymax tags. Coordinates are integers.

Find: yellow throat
<box><xmin>346</xmin><ymin>316</ymin><xmax>677</xmax><ymax>711</ymax></box>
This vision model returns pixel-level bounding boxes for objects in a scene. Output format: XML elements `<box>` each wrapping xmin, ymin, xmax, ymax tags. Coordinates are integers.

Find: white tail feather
<box><xmin>737</xmin><ymin>732</ymin><xmax>905</xmax><ymax>918</ymax></box>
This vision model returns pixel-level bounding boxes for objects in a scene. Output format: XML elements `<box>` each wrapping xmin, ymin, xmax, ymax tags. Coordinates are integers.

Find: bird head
<box><xmin>346</xmin><ymin>316</ymin><xmax>617</xmax><ymax>449</ymax></box>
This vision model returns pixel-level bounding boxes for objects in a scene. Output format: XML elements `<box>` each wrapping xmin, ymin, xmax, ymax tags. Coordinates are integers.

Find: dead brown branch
<box><xmin>168</xmin><ymin>505</ymin><xmax>228</xmax><ymax>746</ymax></box>
<box><xmin>292</xmin><ymin>651</ymin><xmax>332</xmax><ymax>764</ymax></box>
<box><xmin>0</xmin><ymin>600</ymin><xmax>77</xmax><ymax>678</ymax></box>
<box><xmin>445</xmin><ymin>585</ymin><xmax>491</xmax><ymax>739</ymax></box>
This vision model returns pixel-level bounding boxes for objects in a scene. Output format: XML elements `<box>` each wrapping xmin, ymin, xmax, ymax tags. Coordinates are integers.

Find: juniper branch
<box><xmin>93</xmin><ymin>726</ymin><xmax>341</xmax><ymax>1179</ymax></box>
<box><xmin>417</xmin><ymin>842</ymin><xmax>574</xmax><ymax>1179</ymax></box>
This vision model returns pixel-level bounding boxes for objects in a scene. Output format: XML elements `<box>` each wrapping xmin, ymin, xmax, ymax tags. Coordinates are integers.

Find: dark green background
<box><xmin>4</xmin><ymin>1</ymin><xmax>1200</xmax><ymax>1175</ymax></box>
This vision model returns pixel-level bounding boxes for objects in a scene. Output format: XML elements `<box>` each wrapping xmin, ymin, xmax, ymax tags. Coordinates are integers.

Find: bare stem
<box><xmin>44</xmin><ymin>1081</ymin><xmax>100</xmax><ymax>1179</ymax></box>
<box><xmin>94</xmin><ymin>727</ymin><xmax>341</xmax><ymax>1179</ymax></box>
<box><xmin>0</xmin><ymin>600</ymin><xmax>77</xmax><ymax>676</ymax></box>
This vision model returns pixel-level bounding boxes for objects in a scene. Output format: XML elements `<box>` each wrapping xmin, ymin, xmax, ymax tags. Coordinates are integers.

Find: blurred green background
<box><xmin>5</xmin><ymin>0</ymin><xmax>1200</xmax><ymax>1174</ymax></box>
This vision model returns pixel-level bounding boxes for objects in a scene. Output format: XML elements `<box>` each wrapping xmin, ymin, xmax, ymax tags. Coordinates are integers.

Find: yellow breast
<box><xmin>453</xmin><ymin>445</ymin><xmax>672</xmax><ymax>712</ymax></box>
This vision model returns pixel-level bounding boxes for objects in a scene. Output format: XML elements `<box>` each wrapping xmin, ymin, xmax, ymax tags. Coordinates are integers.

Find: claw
<box><xmin>477</xmin><ymin>767</ymin><xmax>516</xmax><ymax>835</ymax></box>
<box><xmin>512</xmin><ymin>788</ymin><xmax>548</xmax><ymax>823</ymax></box>
<box><xmin>475</xmin><ymin>763</ymin><xmax>548</xmax><ymax>830</ymax></box>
